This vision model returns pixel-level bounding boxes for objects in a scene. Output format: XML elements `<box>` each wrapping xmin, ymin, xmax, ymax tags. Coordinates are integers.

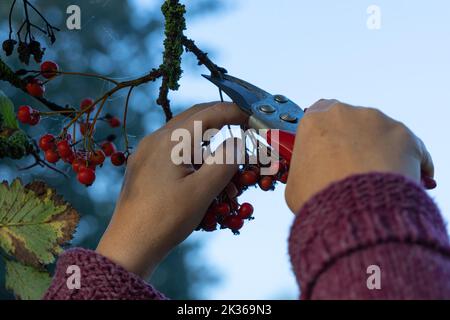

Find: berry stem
<box><xmin>62</xmin><ymin>68</ymin><xmax>162</xmax><ymax>133</ymax></box>
<box><xmin>29</xmin><ymin>70</ymin><xmax>120</xmax><ymax>85</ymax></box>
<box><xmin>123</xmin><ymin>86</ymin><xmax>134</xmax><ymax>153</ymax></box>
<box><xmin>89</xmin><ymin>96</ymin><xmax>108</xmax><ymax>136</ymax></box>
<box><xmin>39</xmin><ymin>110</ymin><xmax>82</xmax><ymax>116</ymax></box>
<box><xmin>8</xmin><ymin>0</ymin><xmax>17</xmax><ymax>39</ymax></box>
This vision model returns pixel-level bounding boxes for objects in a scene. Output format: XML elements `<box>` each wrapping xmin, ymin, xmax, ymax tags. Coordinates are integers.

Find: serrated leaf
<box><xmin>0</xmin><ymin>90</ymin><xmax>19</xmax><ymax>129</ymax></box>
<box><xmin>0</xmin><ymin>179</ymin><xmax>79</xmax><ymax>267</ymax></box>
<box><xmin>5</xmin><ymin>260</ymin><xmax>52</xmax><ymax>300</ymax></box>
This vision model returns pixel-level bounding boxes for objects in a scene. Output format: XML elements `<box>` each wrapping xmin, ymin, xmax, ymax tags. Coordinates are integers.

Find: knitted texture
<box><xmin>43</xmin><ymin>248</ymin><xmax>167</xmax><ymax>300</ymax></box>
<box><xmin>44</xmin><ymin>172</ymin><xmax>450</xmax><ymax>300</ymax></box>
<box><xmin>289</xmin><ymin>172</ymin><xmax>450</xmax><ymax>299</ymax></box>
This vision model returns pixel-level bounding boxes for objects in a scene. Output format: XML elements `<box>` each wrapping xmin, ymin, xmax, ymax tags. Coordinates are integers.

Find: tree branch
<box><xmin>182</xmin><ymin>36</ymin><xmax>227</xmax><ymax>77</ymax></box>
<box><xmin>0</xmin><ymin>57</ymin><xmax>74</xmax><ymax>114</ymax></box>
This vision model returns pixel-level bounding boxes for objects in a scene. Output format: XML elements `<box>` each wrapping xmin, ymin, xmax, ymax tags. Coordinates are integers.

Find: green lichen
<box><xmin>161</xmin><ymin>0</ymin><xmax>186</xmax><ymax>90</ymax></box>
<box><xmin>0</xmin><ymin>129</ymin><xmax>32</xmax><ymax>160</ymax></box>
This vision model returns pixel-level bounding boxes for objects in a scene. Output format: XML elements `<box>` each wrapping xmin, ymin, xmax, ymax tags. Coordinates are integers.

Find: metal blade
<box><xmin>202</xmin><ymin>74</ymin><xmax>271</xmax><ymax>114</ymax></box>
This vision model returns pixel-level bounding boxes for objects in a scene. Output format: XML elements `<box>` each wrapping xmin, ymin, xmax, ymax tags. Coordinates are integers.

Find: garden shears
<box><xmin>203</xmin><ymin>73</ymin><xmax>438</xmax><ymax>190</ymax></box>
<box><xmin>203</xmin><ymin>73</ymin><xmax>303</xmax><ymax>163</ymax></box>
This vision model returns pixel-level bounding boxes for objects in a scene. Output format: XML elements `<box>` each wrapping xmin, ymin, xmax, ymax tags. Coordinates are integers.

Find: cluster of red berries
<box><xmin>198</xmin><ymin>159</ymin><xmax>289</xmax><ymax>234</ymax></box>
<box><xmin>16</xmin><ymin>60</ymin><xmax>126</xmax><ymax>187</ymax></box>
<box><xmin>38</xmin><ymin>134</ymin><xmax>126</xmax><ymax>186</ymax></box>
<box><xmin>20</xmin><ymin>60</ymin><xmax>121</xmax><ymax>128</ymax></box>
<box><xmin>23</xmin><ymin>60</ymin><xmax>58</xmax><ymax>98</ymax></box>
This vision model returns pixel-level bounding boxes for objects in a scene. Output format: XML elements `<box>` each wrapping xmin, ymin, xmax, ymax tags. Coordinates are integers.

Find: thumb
<box><xmin>187</xmin><ymin>138</ymin><xmax>245</xmax><ymax>201</ymax></box>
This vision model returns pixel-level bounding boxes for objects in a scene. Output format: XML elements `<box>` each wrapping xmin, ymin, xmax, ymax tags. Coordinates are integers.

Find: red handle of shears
<box><xmin>266</xmin><ymin>129</ymin><xmax>296</xmax><ymax>164</ymax></box>
<box><xmin>266</xmin><ymin>129</ymin><xmax>437</xmax><ymax>190</ymax></box>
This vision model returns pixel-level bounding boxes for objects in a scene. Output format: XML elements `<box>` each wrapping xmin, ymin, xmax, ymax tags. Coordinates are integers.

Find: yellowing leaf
<box><xmin>0</xmin><ymin>179</ymin><xmax>79</xmax><ymax>267</ymax></box>
<box><xmin>5</xmin><ymin>260</ymin><xmax>52</xmax><ymax>300</ymax></box>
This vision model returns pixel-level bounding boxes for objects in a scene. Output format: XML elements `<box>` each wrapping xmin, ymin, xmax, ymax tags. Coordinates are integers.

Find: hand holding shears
<box><xmin>204</xmin><ymin>73</ymin><xmax>437</xmax><ymax>190</ymax></box>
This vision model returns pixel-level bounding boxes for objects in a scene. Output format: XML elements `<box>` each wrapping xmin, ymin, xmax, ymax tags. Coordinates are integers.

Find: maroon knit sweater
<box><xmin>43</xmin><ymin>173</ymin><xmax>450</xmax><ymax>300</ymax></box>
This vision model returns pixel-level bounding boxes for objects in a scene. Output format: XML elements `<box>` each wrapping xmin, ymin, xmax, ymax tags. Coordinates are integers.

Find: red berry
<box><xmin>39</xmin><ymin>134</ymin><xmax>55</xmax><ymax>151</ymax></box>
<box><xmin>202</xmin><ymin>224</ymin><xmax>217</xmax><ymax>232</ymax></box>
<box><xmin>108</xmin><ymin>117</ymin><xmax>121</xmax><ymax>128</ymax></box>
<box><xmin>77</xmin><ymin>167</ymin><xmax>96</xmax><ymax>186</ymax></box>
<box><xmin>247</xmin><ymin>165</ymin><xmax>261</xmax><ymax>176</ymax></box>
<box><xmin>101</xmin><ymin>141</ymin><xmax>116</xmax><ymax>157</ymax></box>
<box><xmin>111</xmin><ymin>152</ymin><xmax>126</xmax><ymax>166</ymax></box>
<box><xmin>80</xmin><ymin>98</ymin><xmax>95</xmax><ymax>112</ymax></box>
<box><xmin>239</xmin><ymin>170</ymin><xmax>258</xmax><ymax>186</ymax></box>
<box><xmin>79</xmin><ymin>161</ymin><xmax>96</xmax><ymax>171</ymax></box>
<box><xmin>259</xmin><ymin>176</ymin><xmax>274</xmax><ymax>191</ymax></box>
<box><xmin>28</xmin><ymin>111</ymin><xmax>40</xmax><ymax>126</ymax></box>
<box><xmin>213</xmin><ymin>202</ymin><xmax>231</xmax><ymax>217</ymax></box>
<box><xmin>238</xmin><ymin>203</ymin><xmax>254</xmax><ymax>220</ymax></box>
<box><xmin>45</xmin><ymin>149</ymin><xmax>60</xmax><ymax>164</ymax></box>
<box><xmin>223</xmin><ymin>216</ymin><xmax>244</xmax><ymax>232</ymax></box>
<box><xmin>17</xmin><ymin>106</ymin><xmax>32</xmax><ymax>124</ymax></box>
<box><xmin>201</xmin><ymin>212</ymin><xmax>218</xmax><ymax>232</ymax></box>
<box><xmin>79</xmin><ymin>122</ymin><xmax>95</xmax><ymax>136</ymax></box>
<box><xmin>90</xmin><ymin>150</ymin><xmax>106</xmax><ymax>166</ymax></box>
<box><xmin>26</xmin><ymin>80</ymin><xmax>45</xmax><ymax>97</ymax></box>
<box><xmin>72</xmin><ymin>159</ymin><xmax>84</xmax><ymax>173</ymax></box>
<box><xmin>57</xmin><ymin>140</ymin><xmax>72</xmax><ymax>158</ymax></box>
<box><xmin>62</xmin><ymin>151</ymin><xmax>75</xmax><ymax>164</ymax></box>
<box><xmin>40</xmin><ymin>60</ymin><xmax>59</xmax><ymax>79</ymax></box>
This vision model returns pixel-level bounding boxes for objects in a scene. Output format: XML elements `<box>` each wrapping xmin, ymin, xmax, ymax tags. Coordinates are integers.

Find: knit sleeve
<box><xmin>43</xmin><ymin>248</ymin><xmax>167</xmax><ymax>300</ymax></box>
<box><xmin>289</xmin><ymin>172</ymin><xmax>450</xmax><ymax>300</ymax></box>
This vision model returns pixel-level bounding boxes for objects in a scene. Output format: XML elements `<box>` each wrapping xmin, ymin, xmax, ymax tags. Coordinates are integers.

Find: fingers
<box><xmin>417</xmin><ymin>137</ymin><xmax>435</xmax><ymax>178</ymax></box>
<box><xmin>165</xmin><ymin>102</ymin><xmax>221</xmax><ymax>130</ymax></box>
<box><xmin>186</xmin><ymin>139</ymin><xmax>244</xmax><ymax>201</ymax></box>
<box><xmin>181</xmin><ymin>102</ymin><xmax>249</xmax><ymax>134</ymax></box>
<box><xmin>305</xmin><ymin>99</ymin><xmax>340</xmax><ymax>114</ymax></box>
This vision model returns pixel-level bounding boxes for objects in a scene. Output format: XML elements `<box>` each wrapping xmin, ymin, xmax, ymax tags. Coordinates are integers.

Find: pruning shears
<box><xmin>203</xmin><ymin>73</ymin><xmax>437</xmax><ymax>190</ymax></box>
<box><xmin>203</xmin><ymin>74</ymin><xmax>301</xmax><ymax>163</ymax></box>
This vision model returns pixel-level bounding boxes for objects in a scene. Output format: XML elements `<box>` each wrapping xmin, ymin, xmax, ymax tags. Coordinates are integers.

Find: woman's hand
<box><xmin>285</xmin><ymin>99</ymin><xmax>434</xmax><ymax>214</ymax></box>
<box><xmin>96</xmin><ymin>102</ymin><xmax>248</xmax><ymax>278</ymax></box>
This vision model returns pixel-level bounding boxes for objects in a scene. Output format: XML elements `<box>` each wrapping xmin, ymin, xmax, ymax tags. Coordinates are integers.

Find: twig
<box><xmin>18</xmin><ymin>147</ymin><xmax>68</xmax><ymax>178</ymax></box>
<box><xmin>123</xmin><ymin>86</ymin><xmax>135</xmax><ymax>152</ymax></box>
<box><xmin>28</xmin><ymin>70</ymin><xmax>120</xmax><ymax>85</ymax></box>
<box><xmin>62</xmin><ymin>68</ymin><xmax>163</xmax><ymax>131</ymax></box>
<box><xmin>0</xmin><ymin>57</ymin><xmax>74</xmax><ymax>114</ymax></box>
<box><xmin>181</xmin><ymin>36</ymin><xmax>227</xmax><ymax>77</ymax></box>
<box><xmin>8</xmin><ymin>0</ymin><xmax>17</xmax><ymax>38</ymax></box>
<box><xmin>157</xmin><ymin>76</ymin><xmax>172</xmax><ymax>122</ymax></box>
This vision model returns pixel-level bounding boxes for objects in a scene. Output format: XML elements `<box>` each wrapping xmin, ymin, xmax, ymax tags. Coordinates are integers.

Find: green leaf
<box><xmin>0</xmin><ymin>90</ymin><xmax>19</xmax><ymax>129</ymax></box>
<box><xmin>0</xmin><ymin>179</ymin><xmax>79</xmax><ymax>267</ymax></box>
<box><xmin>5</xmin><ymin>260</ymin><xmax>52</xmax><ymax>300</ymax></box>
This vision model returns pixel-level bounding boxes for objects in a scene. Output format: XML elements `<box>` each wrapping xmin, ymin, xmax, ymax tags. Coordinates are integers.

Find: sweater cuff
<box><xmin>43</xmin><ymin>248</ymin><xmax>167</xmax><ymax>300</ymax></box>
<box><xmin>289</xmin><ymin>172</ymin><xmax>449</xmax><ymax>299</ymax></box>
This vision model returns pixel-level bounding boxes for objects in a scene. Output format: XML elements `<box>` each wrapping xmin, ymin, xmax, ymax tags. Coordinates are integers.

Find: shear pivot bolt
<box><xmin>280</xmin><ymin>113</ymin><xmax>298</xmax><ymax>123</ymax></box>
<box><xmin>259</xmin><ymin>105</ymin><xmax>276</xmax><ymax>114</ymax></box>
<box><xmin>274</xmin><ymin>95</ymin><xmax>289</xmax><ymax>103</ymax></box>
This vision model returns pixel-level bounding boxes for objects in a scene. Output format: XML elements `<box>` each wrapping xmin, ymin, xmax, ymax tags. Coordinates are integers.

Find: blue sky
<box><xmin>161</xmin><ymin>0</ymin><xmax>450</xmax><ymax>299</ymax></box>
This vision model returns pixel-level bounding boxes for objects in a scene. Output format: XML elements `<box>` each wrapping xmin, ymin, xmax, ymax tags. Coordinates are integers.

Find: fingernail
<box><xmin>422</xmin><ymin>176</ymin><xmax>437</xmax><ymax>190</ymax></box>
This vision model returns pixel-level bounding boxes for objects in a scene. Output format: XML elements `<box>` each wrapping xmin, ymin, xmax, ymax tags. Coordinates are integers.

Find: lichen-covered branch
<box><xmin>161</xmin><ymin>0</ymin><xmax>186</xmax><ymax>90</ymax></box>
<box><xmin>156</xmin><ymin>0</ymin><xmax>186</xmax><ymax>121</ymax></box>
